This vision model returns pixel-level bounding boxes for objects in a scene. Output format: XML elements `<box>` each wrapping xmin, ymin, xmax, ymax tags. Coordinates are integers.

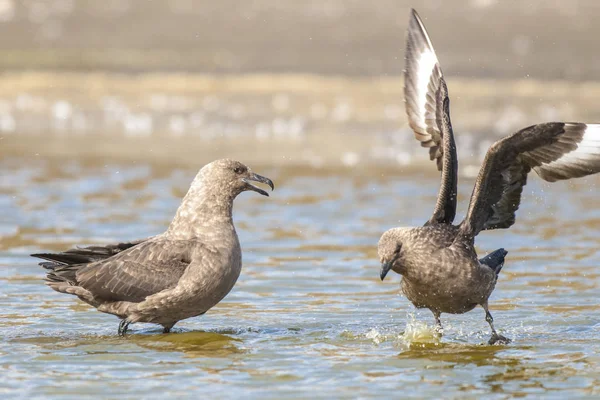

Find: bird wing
<box><xmin>404</xmin><ymin>9</ymin><xmax>458</xmax><ymax>224</ymax></box>
<box><xmin>458</xmin><ymin>123</ymin><xmax>600</xmax><ymax>239</ymax></box>
<box><xmin>32</xmin><ymin>237</ymin><xmax>151</xmax><ymax>267</ymax></box>
<box><xmin>75</xmin><ymin>238</ymin><xmax>197</xmax><ymax>303</ymax></box>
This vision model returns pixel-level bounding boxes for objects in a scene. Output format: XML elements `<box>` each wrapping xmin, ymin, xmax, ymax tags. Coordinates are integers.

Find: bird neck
<box><xmin>166</xmin><ymin>185</ymin><xmax>235</xmax><ymax>240</ymax></box>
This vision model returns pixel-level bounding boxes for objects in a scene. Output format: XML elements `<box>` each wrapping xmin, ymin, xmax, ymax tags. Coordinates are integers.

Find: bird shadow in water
<box><xmin>10</xmin><ymin>329</ymin><xmax>244</xmax><ymax>358</ymax></box>
<box><xmin>130</xmin><ymin>330</ymin><xmax>245</xmax><ymax>357</ymax></box>
<box><xmin>396</xmin><ymin>341</ymin><xmax>530</xmax><ymax>368</ymax></box>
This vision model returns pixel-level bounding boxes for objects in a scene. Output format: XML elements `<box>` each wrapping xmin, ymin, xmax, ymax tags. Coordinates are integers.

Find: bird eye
<box><xmin>234</xmin><ymin>166</ymin><xmax>245</xmax><ymax>174</ymax></box>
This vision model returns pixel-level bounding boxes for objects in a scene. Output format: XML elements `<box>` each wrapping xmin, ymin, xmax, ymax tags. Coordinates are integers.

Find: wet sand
<box><xmin>3</xmin><ymin>72</ymin><xmax>600</xmax><ymax>169</ymax></box>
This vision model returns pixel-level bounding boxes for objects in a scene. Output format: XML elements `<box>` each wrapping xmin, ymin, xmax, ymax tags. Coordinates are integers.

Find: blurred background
<box><xmin>2</xmin><ymin>0</ymin><xmax>600</xmax><ymax>166</ymax></box>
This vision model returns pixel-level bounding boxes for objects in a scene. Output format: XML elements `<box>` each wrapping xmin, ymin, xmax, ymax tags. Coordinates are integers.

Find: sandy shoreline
<box><xmin>2</xmin><ymin>72</ymin><xmax>600</xmax><ymax>168</ymax></box>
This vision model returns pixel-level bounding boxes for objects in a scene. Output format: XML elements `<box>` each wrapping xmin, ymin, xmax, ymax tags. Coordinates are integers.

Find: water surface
<box><xmin>1</xmin><ymin>158</ymin><xmax>599</xmax><ymax>398</ymax></box>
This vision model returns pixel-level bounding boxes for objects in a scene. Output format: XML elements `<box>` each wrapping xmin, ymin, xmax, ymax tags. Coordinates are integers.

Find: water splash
<box><xmin>398</xmin><ymin>313</ymin><xmax>441</xmax><ymax>346</ymax></box>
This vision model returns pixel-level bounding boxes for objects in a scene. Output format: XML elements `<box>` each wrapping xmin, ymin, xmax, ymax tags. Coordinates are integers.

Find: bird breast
<box><xmin>400</xmin><ymin>248</ymin><xmax>496</xmax><ymax>314</ymax></box>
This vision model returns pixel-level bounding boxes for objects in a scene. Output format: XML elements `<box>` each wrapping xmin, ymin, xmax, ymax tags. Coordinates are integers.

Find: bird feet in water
<box><xmin>432</xmin><ymin>311</ymin><xmax>444</xmax><ymax>338</ymax></box>
<box><xmin>162</xmin><ymin>322</ymin><xmax>176</xmax><ymax>334</ymax></box>
<box><xmin>488</xmin><ymin>333</ymin><xmax>511</xmax><ymax>345</ymax></box>
<box><xmin>483</xmin><ymin>308</ymin><xmax>510</xmax><ymax>345</ymax></box>
<box><xmin>118</xmin><ymin>319</ymin><xmax>131</xmax><ymax>336</ymax></box>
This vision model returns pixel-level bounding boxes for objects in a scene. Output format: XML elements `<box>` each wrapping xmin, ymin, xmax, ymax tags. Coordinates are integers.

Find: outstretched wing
<box><xmin>404</xmin><ymin>9</ymin><xmax>458</xmax><ymax>224</ymax></box>
<box><xmin>74</xmin><ymin>238</ymin><xmax>196</xmax><ymax>303</ymax></box>
<box><xmin>459</xmin><ymin>123</ymin><xmax>600</xmax><ymax>239</ymax></box>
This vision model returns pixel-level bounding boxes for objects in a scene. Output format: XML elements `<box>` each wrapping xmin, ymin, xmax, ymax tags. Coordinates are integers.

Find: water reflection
<box><xmin>396</xmin><ymin>342</ymin><xmax>518</xmax><ymax>366</ymax></box>
<box><xmin>10</xmin><ymin>330</ymin><xmax>243</xmax><ymax>359</ymax></box>
<box><xmin>133</xmin><ymin>331</ymin><xmax>244</xmax><ymax>358</ymax></box>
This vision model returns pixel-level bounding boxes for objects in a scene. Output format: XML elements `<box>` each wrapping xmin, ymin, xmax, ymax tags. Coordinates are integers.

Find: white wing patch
<box><xmin>404</xmin><ymin>9</ymin><xmax>444</xmax><ymax>151</ymax></box>
<box><xmin>415</xmin><ymin>48</ymin><xmax>439</xmax><ymax>137</ymax></box>
<box><xmin>534</xmin><ymin>123</ymin><xmax>600</xmax><ymax>182</ymax></box>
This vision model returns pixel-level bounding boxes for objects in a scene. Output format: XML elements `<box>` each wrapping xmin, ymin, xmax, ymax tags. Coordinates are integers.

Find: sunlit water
<box><xmin>1</xmin><ymin>157</ymin><xmax>599</xmax><ymax>398</ymax></box>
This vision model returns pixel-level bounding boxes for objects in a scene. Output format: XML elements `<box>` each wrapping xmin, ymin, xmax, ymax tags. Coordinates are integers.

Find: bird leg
<box><xmin>118</xmin><ymin>319</ymin><xmax>131</xmax><ymax>336</ymax></box>
<box><xmin>482</xmin><ymin>304</ymin><xmax>510</xmax><ymax>345</ymax></box>
<box><xmin>162</xmin><ymin>323</ymin><xmax>175</xmax><ymax>334</ymax></box>
<box><xmin>432</xmin><ymin>309</ymin><xmax>443</xmax><ymax>336</ymax></box>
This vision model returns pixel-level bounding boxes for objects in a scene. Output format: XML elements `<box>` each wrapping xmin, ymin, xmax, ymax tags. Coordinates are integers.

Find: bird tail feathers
<box><xmin>479</xmin><ymin>248</ymin><xmax>508</xmax><ymax>276</ymax></box>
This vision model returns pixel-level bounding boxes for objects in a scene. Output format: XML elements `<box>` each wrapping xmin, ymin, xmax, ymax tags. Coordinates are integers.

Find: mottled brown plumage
<box><xmin>32</xmin><ymin>159</ymin><xmax>274</xmax><ymax>335</ymax></box>
<box><xmin>460</xmin><ymin>122</ymin><xmax>596</xmax><ymax>237</ymax></box>
<box><xmin>379</xmin><ymin>9</ymin><xmax>600</xmax><ymax>344</ymax></box>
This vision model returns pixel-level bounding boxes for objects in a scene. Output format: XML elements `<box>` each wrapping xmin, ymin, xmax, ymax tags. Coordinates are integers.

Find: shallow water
<box><xmin>1</xmin><ymin>158</ymin><xmax>599</xmax><ymax>398</ymax></box>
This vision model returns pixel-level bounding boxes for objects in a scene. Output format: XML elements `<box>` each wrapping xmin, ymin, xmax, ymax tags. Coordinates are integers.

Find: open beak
<box><xmin>380</xmin><ymin>261</ymin><xmax>392</xmax><ymax>281</ymax></box>
<box><xmin>242</xmin><ymin>173</ymin><xmax>275</xmax><ymax>196</ymax></box>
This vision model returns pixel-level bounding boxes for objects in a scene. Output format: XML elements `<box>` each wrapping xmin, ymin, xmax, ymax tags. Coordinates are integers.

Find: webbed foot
<box><xmin>482</xmin><ymin>306</ymin><xmax>510</xmax><ymax>345</ymax></box>
<box><xmin>488</xmin><ymin>333</ymin><xmax>511</xmax><ymax>345</ymax></box>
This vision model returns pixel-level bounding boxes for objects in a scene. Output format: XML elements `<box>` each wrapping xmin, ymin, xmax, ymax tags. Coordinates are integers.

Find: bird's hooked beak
<box><xmin>242</xmin><ymin>172</ymin><xmax>275</xmax><ymax>196</ymax></box>
<box><xmin>380</xmin><ymin>261</ymin><xmax>393</xmax><ymax>281</ymax></box>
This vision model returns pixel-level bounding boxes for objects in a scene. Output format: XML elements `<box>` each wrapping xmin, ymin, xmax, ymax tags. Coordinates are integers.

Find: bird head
<box><xmin>199</xmin><ymin>159</ymin><xmax>274</xmax><ymax>198</ymax></box>
<box><xmin>377</xmin><ymin>228</ymin><xmax>410</xmax><ymax>281</ymax></box>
